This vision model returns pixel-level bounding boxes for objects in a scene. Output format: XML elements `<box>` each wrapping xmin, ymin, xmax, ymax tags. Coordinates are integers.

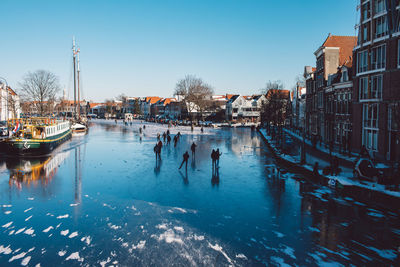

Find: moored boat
<box><xmin>4</xmin><ymin>118</ymin><xmax>72</xmax><ymax>156</ymax></box>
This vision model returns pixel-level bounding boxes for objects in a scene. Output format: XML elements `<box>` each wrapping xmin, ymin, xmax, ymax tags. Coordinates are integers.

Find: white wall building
<box><xmin>0</xmin><ymin>85</ymin><xmax>21</xmax><ymax>121</ymax></box>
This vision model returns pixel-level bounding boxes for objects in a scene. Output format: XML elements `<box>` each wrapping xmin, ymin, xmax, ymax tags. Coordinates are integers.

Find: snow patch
<box><xmin>21</xmin><ymin>256</ymin><xmax>31</xmax><ymax>266</ymax></box>
<box><xmin>24</xmin><ymin>228</ymin><xmax>34</xmax><ymax>235</ymax></box>
<box><xmin>60</xmin><ymin>230</ymin><xmax>69</xmax><ymax>236</ymax></box>
<box><xmin>156</xmin><ymin>223</ymin><xmax>168</xmax><ymax>230</ymax></box>
<box><xmin>107</xmin><ymin>223</ymin><xmax>121</xmax><ymax>230</ymax></box>
<box><xmin>173</xmin><ymin>226</ymin><xmax>185</xmax><ymax>233</ymax></box>
<box><xmin>24</xmin><ymin>207</ymin><xmax>33</xmax><ymax>213</ymax></box>
<box><xmin>25</xmin><ymin>215</ymin><xmax>33</xmax><ymax>221</ymax></box>
<box><xmin>153</xmin><ymin>229</ymin><xmax>183</xmax><ymax>244</ymax></box>
<box><xmin>68</xmin><ymin>232</ymin><xmax>78</xmax><ymax>238</ymax></box>
<box><xmin>9</xmin><ymin>252</ymin><xmax>26</xmax><ymax>262</ymax></box>
<box><xmin>2</xmin><ymin>221</ymin><xmax>13</xmax><ymax>228</ymax></box>
<box><xmin>58</xmin><ymin>250</ymin><xmax>66</xmax><ymax>256</ymax></box>
<box><xmin>236</xmin><ymin>253</ymin><xmax>247</xmax><ymax>260</ymax></box>
<box><xmin>15</xmin><ymin>228</ymin><xmax>26</xmax><ymax>235</ymax></box>
<box><xmin>81</xmin><ymin>236</ymin><xmax>92</xmax><ymax>245</ymax></box>
<box><xmin>65</xmin><ymin>252</ymin><xmax>84</xmax><ymax>262</ymax></box>
<box><xmin>208</xmin><ymin>242</ymin><xmax>233</xmax><ymax>265</ymax></box>
<box><xmin>0</xmin><ymin>245</ymin><xmax>12</xmax><ymax>254</ymax></box>
<box><xmin>4</xmin><ymin>211</ymin><xmax>11</xmax><ymax>215</ymax></box>
<box><xmin>56</xmin><ymin>214</ymin><xmax>69</xmax><ymax>219</ymax></box>
<box><xmin>42</xmin><ymin>226</ymin><xmax>53</xmax><ymax>233</ymax></box>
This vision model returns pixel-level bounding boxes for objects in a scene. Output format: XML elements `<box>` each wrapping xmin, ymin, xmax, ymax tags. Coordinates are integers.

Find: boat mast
<box><xmin>72</xmin><ymin>37</ymin><xmax>77</xmax><ymax>120</ymax></box>
<box><xmin>77</xmin><ymin>47</ymin><xmax>81</xmax><ymax>119</ymax></box>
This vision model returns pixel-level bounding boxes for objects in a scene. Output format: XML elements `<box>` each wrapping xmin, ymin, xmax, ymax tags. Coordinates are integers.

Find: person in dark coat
<box><xmin>154</xmin><ymin>144</ymin><xmax>161</xmax><ymax>161</ymax></box>
<box><xmin>162</xmin><ymin>132</ymin><xmax>167</xmax><ymax>142</ymax></box>
<box><xmin>158</xmin><ymin>140</ymin><xmax>163</xmax><ymax>151</ymax></box>
<box><xmin>191</xmin><ymin>142</ymin><xmax>197</xmax><ymax>157</ymax></box>
<box><xmin>215</xmin><ymin>148</ymin><xmax>222</xmax><ymax>167</ymax></box>
<box><xmin>211</xmin><ymin>149</ymin><xmax>216</xmax><ymax>171</ymax></box>
<box><xmin>167</xmin><ymin>134</ymin><xmax>171</xmax><ymax>145</ymax></box>
<box><xmin>157</xmin><ymin>133</ymin><xmax>161</xmax><ymax>141</ymax></box>
<box><xmin>173</xmin><ymin>135</ymin><xmax>178</xmax><ymax>147</ymax></box>
<box><xmin>179</xmin><ymin>151</ymin><xmax>190</xmax><ymax>171</ymax></box>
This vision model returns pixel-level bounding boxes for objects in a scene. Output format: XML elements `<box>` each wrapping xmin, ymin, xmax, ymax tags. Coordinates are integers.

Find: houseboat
<box><xmin>4</xmin><ymin>118</ymin><xmax>72</xmax><ymax>156</ymax></box>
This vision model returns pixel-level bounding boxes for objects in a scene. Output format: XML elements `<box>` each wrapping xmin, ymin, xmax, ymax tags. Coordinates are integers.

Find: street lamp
<box><xmin>0</xmin><ymin>77</ymin><xmax>9</xmax><ymax>121</ymax></box>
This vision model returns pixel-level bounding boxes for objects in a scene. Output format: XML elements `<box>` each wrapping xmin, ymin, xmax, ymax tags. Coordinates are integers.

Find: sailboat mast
<box><xmin>77</xmin><ymin>49</ymin><xmax>81</xmax><ymax>119</ymax></box>
<box><xmin>72</xmin><ymin>37</ymin><xmax>77</xmax><ymax>119</ymax></box>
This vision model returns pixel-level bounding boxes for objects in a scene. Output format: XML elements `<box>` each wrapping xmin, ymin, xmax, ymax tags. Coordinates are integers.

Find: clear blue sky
<box><xmin>1</xmin><ymin>0</ymin><xmax>358</xmax><ymax>102</ymax></box>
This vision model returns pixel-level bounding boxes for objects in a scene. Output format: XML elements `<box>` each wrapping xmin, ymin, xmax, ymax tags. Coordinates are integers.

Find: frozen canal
<box><xmin>0</xmin><ymin>120</ymin><xmax>399</xmax><ymax>266</ymax></box>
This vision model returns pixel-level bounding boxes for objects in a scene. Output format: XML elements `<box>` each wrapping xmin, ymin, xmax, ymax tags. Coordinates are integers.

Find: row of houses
<box><xmin>291</xmin><ymin>0</ymin><xmax>400</xmax><ymax>162</ymax></box>
<box><xmin>89</xmin><ymin>92</ymin><xmax>292</xmax><ymax>123</ymax></box>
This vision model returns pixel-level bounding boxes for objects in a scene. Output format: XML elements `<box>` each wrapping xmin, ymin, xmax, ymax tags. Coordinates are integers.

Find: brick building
<box><xmin>308</xmin><ymin>34</ymin><xmax>357</xmax><ymax>145</ymax></box>
<box><xmin>352</xmin><ymin>0</ymin><xmax>400</xmax><ymax>160</ymax></box>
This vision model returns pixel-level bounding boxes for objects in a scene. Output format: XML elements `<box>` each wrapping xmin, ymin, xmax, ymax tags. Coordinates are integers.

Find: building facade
<box><xmin>353</xmin><ymin>0</ymin><xmax>400</xmax><ymax>160</ymax></box>
<box><xmin>312</xmin><ymin>34</ymin><xmax>357</xmax><ymax>144</ymax></box>
<box><xmin>0</xmin><ymin>85</ymin><xmax>20</xmax><ymax>121</ymax></box>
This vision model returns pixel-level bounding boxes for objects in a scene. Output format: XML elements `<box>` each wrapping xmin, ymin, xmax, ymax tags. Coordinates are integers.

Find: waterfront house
<box><xmin>0</xmin><ymin>85</ymin><xmax>20</xmax><ymax>121</ymax></box>
<box><xmin>352</xmin><ymin>0</ymin><xmax>400</xmax><ymax>161</ymax></box>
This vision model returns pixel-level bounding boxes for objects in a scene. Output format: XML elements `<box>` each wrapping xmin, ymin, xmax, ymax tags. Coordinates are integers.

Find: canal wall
<box><xmin>257</xmin><ymin>128</ymin><xmax>400</xmax><ymax>209</ymax></box>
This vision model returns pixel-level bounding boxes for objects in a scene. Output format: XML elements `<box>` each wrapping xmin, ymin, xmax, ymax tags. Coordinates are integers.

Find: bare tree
<box><xmin>174</xmin><ymin>75</ymin><xmax>214</xmax><ymax>120</ymax></box>
<box><xmin>19</xmin><ymin>70</ymin><xmax>61</xmax><ymax>116</ymax></box>
<box><xmin>261</xmin><ymin>80</ymin><xmax>284</xmax><ymax>93</ymax></box>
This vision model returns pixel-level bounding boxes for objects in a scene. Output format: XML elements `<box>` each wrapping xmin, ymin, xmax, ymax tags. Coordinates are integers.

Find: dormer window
<box><xmin>342</xmin><ymin>70</ymin><xmax>348</xmax><ymax>82</ymax></box>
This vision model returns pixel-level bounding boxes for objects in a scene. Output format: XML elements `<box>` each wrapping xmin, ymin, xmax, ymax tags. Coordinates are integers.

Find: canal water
<box><xmin>0</xmin><ymin>120</ymin><xmax>399</xmax><ymax>266</ymax></box>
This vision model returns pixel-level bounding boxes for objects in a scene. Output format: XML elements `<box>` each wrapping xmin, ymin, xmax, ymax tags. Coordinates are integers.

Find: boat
<box><xmin>71</xmin><ymin>37</ymin><xmax>88</xmax><ymax>135</ymax></box>
<box><xmin>3</xmin><ymin>118</ymin><xmax>72</xmax><ymax>156</ymax></box>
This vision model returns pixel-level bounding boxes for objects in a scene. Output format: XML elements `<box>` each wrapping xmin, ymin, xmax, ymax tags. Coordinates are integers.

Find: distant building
<box><xmin>226</xmin><ymin>94</ymin><xmax>266</xmax><ymax>122</ymax></box>
<box><xmin>0</xmin><ymin>85</ymin><xmax>20</xmax><ymax>121</ymax></box>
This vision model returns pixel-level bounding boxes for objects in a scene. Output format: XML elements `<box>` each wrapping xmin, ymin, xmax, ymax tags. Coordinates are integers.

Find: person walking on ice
<box><xmin>191</xmin><ymin>142</ymin><xmax>197</xmax><ymax>157</ymax></box>
<box><xmin>216</xmin><ymin>148</ymin><xmax>222</xmax><ymax>167</ymax></box>
<box><xmin>179</xmin><ymin>151</ymin><xmax>190</xmax><ymax>171</ymax></box>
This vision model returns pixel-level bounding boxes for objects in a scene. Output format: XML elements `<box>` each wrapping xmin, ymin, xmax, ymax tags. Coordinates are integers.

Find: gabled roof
<box><xmin>146</xmin><ymin>96</ymin><xmax>161</xmax><ymax>104</ymax></box>
<box><xmin>226</xmin><ymin>94</ymin><xmax>235</xmax><ymax>100</ymax></box>
<box><xmin>320</xmin><ymin>35</ymin><xmax>357</xmax><ymax>67</ymax></box>
<box><xmin>228</xmin><ymin>95</ymin><xmax>241</xmax><ymax>103</ymax></box>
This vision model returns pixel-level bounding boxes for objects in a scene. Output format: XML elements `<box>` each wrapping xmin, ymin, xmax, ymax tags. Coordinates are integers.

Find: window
<box><xmin>371</xmin><ymin>75</ymin><xmax>383</xmax><ymax>99</ymax></box>
<box><xmin>358</xmin><ymin>50</ymin><xmax>368</xmax><ymax>73</ymax></box>
<box><xmin>363</xmin><ymin>103</ymin><xmax>379</xmax><ymax>128</ymax></box>
<box><xmin>359</xmin><ymin>77</ymin><xmax>369</xmax><ymax>100</ymax></box>
<box><xmin>362</xmin><ymin>2</ymin><xmax>370</xmax><ymax>21</ymax></box>
<box><xmin>371</xmin><ymin>45</ymin><xmax>386</xmax><ymax>69</ymax></box>
<box><xmin>233</xmin><ymin>108</ymin><xmax>238</xmax><ymax>113</ymax></box>
<box><xmin>362</xmin><ymin>103</ymin><xmax>379</xmax><ymax>151</ymax></box>
<box><xmin>342</xmin><ymin>70</ymin><xmax>348</xmax><ymax>82</ymax></box>
<box><xmin>374</xmin><ymin>16</ymin><xmax>388</xmax><ymax>38</ymax></box>
<box><xmin>363</xmin><ymin>23</ymin><xmax>371</xmax><ymax>42</ymax></box>
<box><xmin>374</xmin><ymin>0</ymin><xmax>385</xmax><ymax>14</ymax></box>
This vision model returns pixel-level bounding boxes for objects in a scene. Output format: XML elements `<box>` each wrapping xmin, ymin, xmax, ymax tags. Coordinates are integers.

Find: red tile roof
<box><xmin>321</xmin><ymin>35</ymin><xmax>357</xmax><ymax>67</ymax></box>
